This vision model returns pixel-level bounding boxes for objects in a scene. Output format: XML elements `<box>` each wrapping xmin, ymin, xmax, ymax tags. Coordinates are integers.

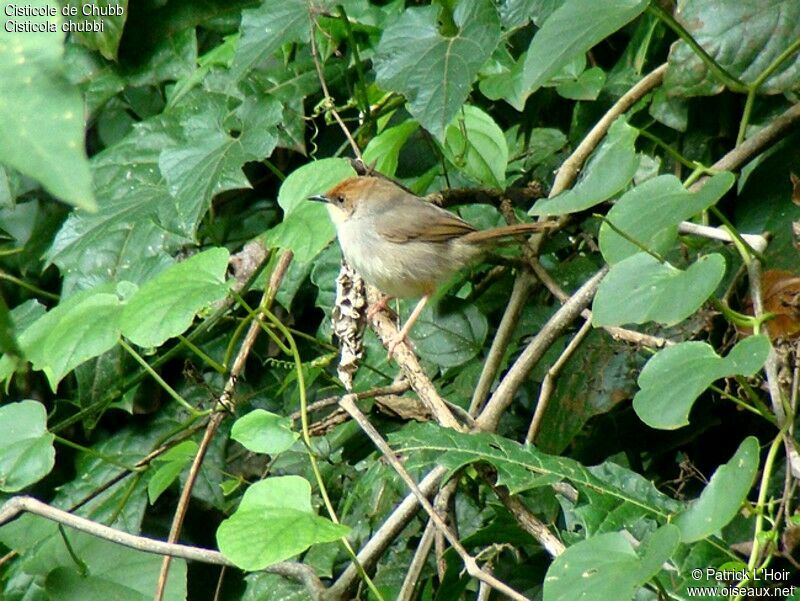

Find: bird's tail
<box><xmin>459</xmin><ymin>221</ymin><xmax>554</xmax><ymax>244</ymax></box>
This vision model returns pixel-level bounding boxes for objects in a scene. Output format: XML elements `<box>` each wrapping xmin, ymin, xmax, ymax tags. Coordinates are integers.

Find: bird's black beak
<box><xmin>307</xmin><ymin>194</ymin><xmax>329</xmax><ymax>204</ymax></box>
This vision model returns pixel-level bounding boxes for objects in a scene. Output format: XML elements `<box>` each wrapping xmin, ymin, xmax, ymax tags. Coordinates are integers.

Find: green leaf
<box><xmin>374</xmin><ymin>0</ymin><xmax>501</xmax><ymax>139</ymax></box>
<box><xmin>665</xmin><ymin>0</ymin><xmax>800</xmax><ymax>96</ymax></box>
<box><xmin>231</xmin><ymin>0</ymin><xmax>310</xmax><ymax>81</ymax></box>
<box><xmin>0</xmin><ymin>1</ymin><xmax>95</xmax><ymax>210</ymax></box>
<box><xmin>217</xmin><ymin>476</ymin><xmax>350</xmax><ymax>570</ymax></box>
<box><xmin>231</xmin><ymin>409</ymin><xmax>299</xmax><ymax>455</ymax></box>
<box><xmin>147</xmin><ymin>441</ymin><xmax>198</xmax><ymax>505</ymax></box>
<box><xmin>543</xmin><ymin>525</ymin><xmax>680</xmax><ymax>601</ymax></box>
<box><xmin>17</xmin><ymin>288</ymin><xmax>123</xmax><ymax>390</ymax></box>
<box><xmin>0</xmin><ymin>299</ymin><xmax>47</xmax><ymax>383</ymax></box>
<box><xmin>266</xmin><ymin>159</ymin><xmax>355</xmax><ymax>262</ymax></box>
<box><xmin>491</xmin><ymin>0</ymin><xmax>648</xmax><ymax>109</ymax></box>
<box><xmin>363</xmin><ymin>121</ymin><xmax>419</xmax><ymax>177</ymax></box>
<box><xmin>0</xmin><ymin>293</ymin><xmax>20</xmax><ymax>356</ymax></box>
<box><xmin>633</xmin><ymin>336</ymin><xmax>771</xmax><ymax>429</ymax></box>
<box><xmin>0</xmin><ymin>401</ymin><xmax>55</xmax><ymax>492</ymax></box>
<box><xmin>674</xmin><ymin>437</ymin><xmax>759</xmax><ymax>542</ymax></box>
<box><xmin>65</xmin><ymin>0</ymin><xmax>128</xmax><ymax>60</ymax></box>
<box><xmin>530</xmin><ymin>118</ymin><xmax>639</xmax><ymax>216</ymax></box>
<box><xmin>592</xmin><ymin>253</ymin><xmax>726</xmax><ymax>327</ymax></box>
<box><xmin>121</xmin><ymin>247</ymin><xmax>230</xmax><ymax>348</ymax></box>
<box><xmin>41</xmin><ymin>530</ymin><xmax>187</xmax><ymax>601</ymax></box>
<box><xmin>413</xmin><ymin>300</ymin><xmax>488</xmax><ymax>368</ymax></box>
<box><xmin>599</xmin><ymin>172</ymin><xmax>735</xmax><ymax>264</ymax></box>
<box><xmin>442</xmin><ymin>105</ymin><xmax>508</xmax><ymax>188</ymax></box>
<box><xmin>555</xmin><ymin>66</ymin><xmax>607</xmax><ymax>101</ymax></box>
<box><xmin>391</xmin><ymin>422</ymin><xmax>682</xmax><ymax>516</ymax></box>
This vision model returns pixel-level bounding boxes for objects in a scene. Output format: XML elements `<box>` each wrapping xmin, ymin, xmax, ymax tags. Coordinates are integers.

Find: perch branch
<box><xmin>0</xmin><ymin>496</ymin><xmax>325</xmax><ymax>600</ymax></box>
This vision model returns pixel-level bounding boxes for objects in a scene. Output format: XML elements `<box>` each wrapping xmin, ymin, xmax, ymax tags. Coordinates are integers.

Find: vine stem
<box><xmin>153</xmin><ymin>251</ymin><xmax>293</xmax><ymax>601</ymax></box>
<box><xmin>733</xmin><ymin>431</ymin><xmax>784</xmax><ymax>600</ymax></box>
<box><xmin>256</xmin><ymin>307</ymin><xmax>384</xmax><ymax>601</ymax></box>
<box><xmin>647</xmin><ymin>4</ymin><xmax>746</xmax><ymax>92</ymax></box>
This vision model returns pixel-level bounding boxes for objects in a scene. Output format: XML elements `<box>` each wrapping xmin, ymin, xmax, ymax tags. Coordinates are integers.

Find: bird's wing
<box><xmin>375</xmin><ymin>197</ymin><xmax>476</xmax><ymax>243</ymax></box>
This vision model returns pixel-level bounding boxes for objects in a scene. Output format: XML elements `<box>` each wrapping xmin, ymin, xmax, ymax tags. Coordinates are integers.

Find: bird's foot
<box><xmin>386</xmin><ymin>331</ymin><xmax>411</xmax><ymax>361</ymax></box>
<box><xmin>367</xmin><ymin>295</ymin><xmax>393</xmax><ymax>320</ymax></box>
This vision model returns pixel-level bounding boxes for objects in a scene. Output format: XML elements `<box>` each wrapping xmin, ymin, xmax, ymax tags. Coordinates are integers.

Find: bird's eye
<box><xmin>335</xmin><ymin>196</ymin><xmax>344</xmax><ymax>205</ymax></box>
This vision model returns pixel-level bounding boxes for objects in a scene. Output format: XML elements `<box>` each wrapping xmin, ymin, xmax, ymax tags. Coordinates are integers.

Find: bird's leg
<box><xmin>367</xmin><ymin>294</ymin><xmax>393</xmax><ymax>320</ymax></box>
<box><xmin>387</xmin><ymin>294</ymin><xmax>429</xmax><ymax>360</ymax></box>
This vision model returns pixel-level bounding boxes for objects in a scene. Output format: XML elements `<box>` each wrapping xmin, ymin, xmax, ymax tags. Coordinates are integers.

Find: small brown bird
<box><xmin>310</xmin><ymin>176</ymin><xmax>549</xmax><ymax>357</ymax></box>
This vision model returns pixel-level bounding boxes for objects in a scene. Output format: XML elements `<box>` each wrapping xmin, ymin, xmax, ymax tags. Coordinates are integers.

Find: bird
<box><xmin>309</xmin><ymin>176</ymin><xmax>550</xmax><ymax>358</ymax></box>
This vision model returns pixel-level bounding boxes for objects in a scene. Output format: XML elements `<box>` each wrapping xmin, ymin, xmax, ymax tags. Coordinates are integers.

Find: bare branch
<box><xmin>526</xmin><ymin>318</ymin><xmax>593</xmax><ymax>444</ymax></box>
<box><xmin>0</xmin><ymin>496</ymin><xmax>326</xmax><ymax>600</ymax></box>
<box><xmin>340</xmin><ymin>395</ymin><xmax>531</xmax><ymax>601</ymax></box>
<box><xmin>476</xmin><ymin>268</ymin><xmax>608</xmax><ymax>432</ymax></box>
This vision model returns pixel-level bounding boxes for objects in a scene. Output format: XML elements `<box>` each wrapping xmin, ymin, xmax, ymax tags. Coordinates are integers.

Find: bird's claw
<box><xmin>367</xmin><ymin>295</ymin><xmax>393</xmax><ymax>320</ymax></box>
<box><xmin>386</xmin><ymin>332</ymin><xmax>410</xmax><ymax>361</ymax></box>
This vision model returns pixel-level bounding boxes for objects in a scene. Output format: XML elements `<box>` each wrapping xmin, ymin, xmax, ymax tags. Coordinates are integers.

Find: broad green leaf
<box><xmin>147</xmin><ymin>441</ymin><xmax>198</xmax><ymax>505</ymax></box>
<box><xmin>633</xmin><ymin>336</ymin><xmax>771</xmax><ymax>429</ymax></box>
<box><xmin>64</xmin><ymin>0</ymin><xmax>128</xmax><ymax>60</ymax></box>
<box><xmin>489</xmin><ymin>0</ymin><xmax>648</xmax><ymax>109</ymax></box>
<box><xmin>555</xmin><ymin>66</ymin><xmax>607</xmax><ymax>101</ymax></box>
<box><xmin>363</xmin><ymin>121</ymin><xmax>419</xmax><ymax>177</ymax></box>
<box><xmin>0</xmin><ymin>299</ymin><xmax>46</xmax><ymax>382</ymax></box>
<box><xmin>0</xmin><ymin>1</ymin><xmax>95</xmax><ymax>210</ymax></box>
<box><xmin>41</xmin><ymin>530</ymin><xmax>187</xmax><ymax>601</ymax></box>
<box><xmin>534</xmin><ymin>329</ymin><xmax>642</xmax><ymax>455</ymax></box>
<box><xmin>0</xmin><ymin>293</ymin><xmax>19</xmax><ymax>356</ymax></box>
<box><xmin>374</xmin><ymin>0</ymin><xmax>501</xmax><ymax>139</ymax></box>
<box><xmin>277</xmin><ymin>158</ymin><xmax>355</xmax><ymax>215</ymax></box>
<box><xmin>267</xmin><ymin>159</ymin><xmax>355</xmax><ymax>262</ymax></box>
<box><xmin>592</xmin><ymin>253</ymin><xmax>726</xmax><ymax>327</ymax></box>
<box><xmin>231</xmin><ymin>0</ymin><xmax>310</xmax><ymax>81</ymax></box>
<box><xmin>217</xmin><ymin>476</ymin><xmax>350</xmax><ymax>570</ymax></box>
<box><xmin>442</xmin><ymin>105</ymin><xmax>508</xmax><ymax>188</ymax></box>
<box><xmin>413</xmin><ymin>300</ymin><xmax>488</xmax><ymax>368</ymax></box>
<box><xmin>530</xmin><ymin>119</ymin><xmax>639</xmax><ymax>216</ymax></box>
<box><xmin>121</xmin><ymin>247</ymin><xmax>230</xmax><ymax>348</ymax></box>
<box><xmin>649</xmin><ymin>88</ymin><xmax>688</xmax><ymax>132</ymax></box>
<box><xmin>665</xmin><ymin>0</ymin><xmax>800</xmax><ymax>96</ymax></box>
<box><xmin>543</xmin><ymin>525</ymin><xmax>680</xmax><ymax>601</ymax></box>
<box><xmin>0</xmin><ymin>401</ymin><xmax>55</xmax><ymax>492</ymax></box>
<box><xmin>218</xmin><ymin>507</ymin><xmax>349</xmax><ymax>571</ymax></box>
<box><xmin>674</xmin><ymin>437</ymin><xmax>759</xmax><ymax>542</ymax></box>
<box><xmin>391</xmin><ymin>422</ymin><xmax>681</xmax><ymax>517</ymax></box>
<box><xmin>46</xmin><ymin>92</ymin><xmax>251</xmax><ymax>293</ymax></box>
<box><xmin>599</xmin><ymin>172</ymin><xmax>735</xmax><ymax>264</ymax></box>
<box><xmin>231</xmin><ymin>409</ymin><xmax>299</xmax><ymax>455</ymax></box>
<box><xmin>15</xmin><ymin>287</ymin><xmax>123</xmax><ymax>390</ymax></box>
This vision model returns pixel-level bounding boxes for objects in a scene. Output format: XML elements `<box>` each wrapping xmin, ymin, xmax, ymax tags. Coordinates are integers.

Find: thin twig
<box><xmin>367</xmin><ymin>289</ymin><xmax>463</xmax><ymax>430</ymax></box>
<box><xmin>551</xmin><ymin>64</ymin><xmax>668</xmax><ymax>197</ymax></box>
<box><xmin>339</xmin><ymin>395</ymin><xmax>531</xmax><ymax>601</ymax></box>
<box><xmin>326</xmin><ymin>466</ymin><xmax>447</xmax><ymax>599</ymax></box>
<box><xmin>309</xmin><ymin>17</ymin><xmax>362</xmax><ymax>160</ymax></box>
<box><xmin>526</xmin><ymin>318</ymin><xmax>593</xmax><ymax>444</ymax></box>
<box><xmin>469</xmin><ymin>271</ymin><xmax>535</xmax><ymax>416</ymax></box>
<box><xmin>693</xmin><ymin>102</ymin><xmax>800</xmax><ymax>189</ymax></box>
<box><xmin>527</xmin><ymin>257</ymin><xmax>670</xmax><ymax>349</ymax></box>
<box><xmin>0</xmin><ymin>496</ymin><xmax>326</xmax><ymax>600</ymax></box>
<box><xmin>397</xmin><ymin>519</ymin><xmax>437</xmax><ymax>601</ymax></box>
<box><xmin>478</xmin><ymin>467</ymin><xmax>565</xmax><ymax>558</ymax></box>
<box><xmin>291</xmin><ymin>382</ymin><xmax>411</xmax><ymax>421</ymax></box>
<box><xmin>433</xmin><ymin>478</ymin><xmax>459</xmax><ymax>580</ymax></box>
<box><xmin>154</xmin><ymin>251</ymin><xmax>294</xmax><ymax>601</ymax></box>
<box><xmin>476</xmin><ymin>268</ymin><xmax>608</xmax><ymax>432</ymax></box>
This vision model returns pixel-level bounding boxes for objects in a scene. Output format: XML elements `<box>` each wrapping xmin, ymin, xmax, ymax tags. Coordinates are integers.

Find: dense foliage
<box><xmin>1</xmin><ymin>0</ymin><xmax>800</xmax><ymax>599</ymax></box>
